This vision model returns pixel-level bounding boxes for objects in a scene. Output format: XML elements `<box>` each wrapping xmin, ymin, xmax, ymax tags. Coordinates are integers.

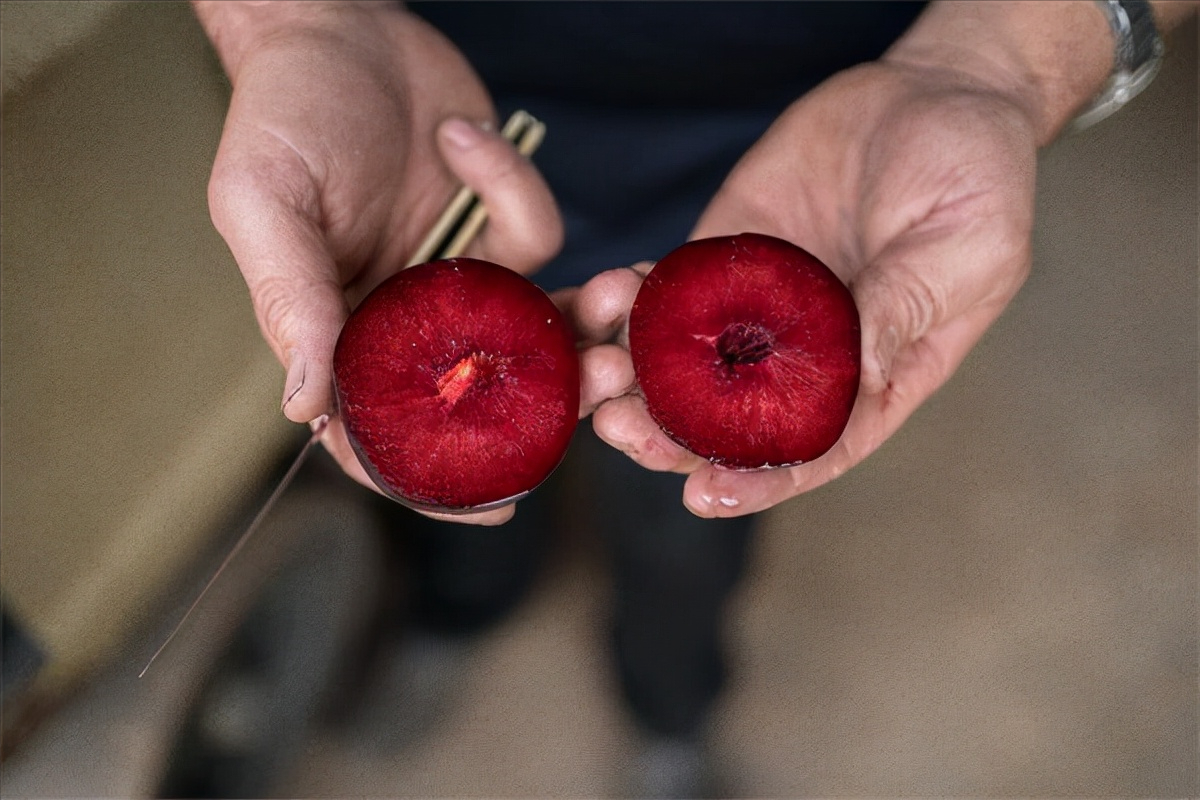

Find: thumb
<box><xmin>435</xmin><ymin>116</ymin><xmax>563</xmax><ymax>275</ymax></box>
<box><xmin>854</xmin><ymin>268</ymin><xmax>926</xmax><ymax>398</ymax></box>
<box><xmin>851</xmin><ymin>216</ymin><xmax>1030</xmax><ymax>399</ymax></box>
<box><xmin>260</xmin><ymin>267</ymin><xmax>347</xmax><ymax>425</ymax></box>
<box><xmin>851</xmin><ymin>218</ymin><xmax>971</xmax><ymax>397</ymax></box>
<box><xmin>209</xmin><ymin>179</ymin><xmax>349</xmax><ymax>423</ymax></box>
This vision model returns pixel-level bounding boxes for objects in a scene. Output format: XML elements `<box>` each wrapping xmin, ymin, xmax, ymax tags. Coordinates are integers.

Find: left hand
<box><xmin>575</xmin><ymin>58</ymin><xmax>1039</xmax><ymax>517</ymax></box>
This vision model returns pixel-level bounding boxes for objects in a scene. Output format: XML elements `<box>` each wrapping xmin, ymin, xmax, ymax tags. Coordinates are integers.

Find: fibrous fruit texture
<box><xmin>629</xmin><ymin>233</ymin><xmax>860</xmax><ymax>469</ymax></box>
<box><xmin>334</xmin><ymin>258</ymin><xmax>579</xmax><ymax>511</ymax></box>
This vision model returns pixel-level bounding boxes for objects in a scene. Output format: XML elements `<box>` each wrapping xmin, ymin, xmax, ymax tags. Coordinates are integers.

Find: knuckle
<box><xmin>252</xmin><ymin>271</ymin><xmax>344</xmax><ymax>350</ymax></box>
<box><xmin>207</xmin><ymin>151</ymin><xmax>316</xmax><ymax>238</ymax></box>
<box><xmin>206</xmin><ymin>161</ymin><xmax>244</xmax><ymax>234</ymax></box>
<box><xmin>890</xmin><ymin>270</ymin><xmax>944</xmax><ymax>341</ymax></box>
<box><xmin>251</xmin><ymin>273</ymin><xmax>303</xmax><ymax>351</ymax></box>
<box><xmin>208</xmin><ymin>160</ymin><xmax>270</xmax><ymax>237</ymax></box>
<box><xmin>996</xmin><ymin>227</ymin><xmax>1034</xmax><ymax>290</ymax></box>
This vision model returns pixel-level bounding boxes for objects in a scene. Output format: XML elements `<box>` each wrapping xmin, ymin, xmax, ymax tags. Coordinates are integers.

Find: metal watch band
<box><xmin>1067</xmin><ymin>0</ymin><xmax>1165</xmax><ymax>133</ymax></box>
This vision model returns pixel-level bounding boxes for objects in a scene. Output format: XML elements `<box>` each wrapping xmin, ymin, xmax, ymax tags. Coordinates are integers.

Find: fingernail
<box><xmin>686</xmin><ymin>493</ymin><xmax>714</xmax><ymax>516</ymax></box>
<box><xmin>441</xmin><ymin>118</ymin><xmax>483</xmax><ymax>149</ymax></box>
<box><xmin>281</xmin><ymin>350</ymin><xmax>305</xmax><ymax>413</ymax></box>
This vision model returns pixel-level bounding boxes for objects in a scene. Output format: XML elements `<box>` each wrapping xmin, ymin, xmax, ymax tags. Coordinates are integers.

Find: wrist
<box><xmin>192</xmin><ymin>0</ymin><xmax>400</xmax><ymax>78</ymax></box>
<box><xmin>884</xmin><ymin>1</ymin><xmax>1116</xmax><ymax>146</ymax></box>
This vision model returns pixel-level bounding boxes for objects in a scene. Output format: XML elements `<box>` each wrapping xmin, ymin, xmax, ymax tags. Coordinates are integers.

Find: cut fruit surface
<box><xmin>629</xmin><ymin>233</ymin><xmax>860</xmax><ymax>469</ymax></box>
<box><xmin>333</xmin><ymin>258</ymin><xmax>579</xmax><ymax>511</ymax></box>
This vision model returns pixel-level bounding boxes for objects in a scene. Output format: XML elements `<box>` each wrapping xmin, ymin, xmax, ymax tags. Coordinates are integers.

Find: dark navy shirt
<box><xmin>408</xmin><ymin>2</ymin><xmax>926</xmax><ymax>288</ymax></box>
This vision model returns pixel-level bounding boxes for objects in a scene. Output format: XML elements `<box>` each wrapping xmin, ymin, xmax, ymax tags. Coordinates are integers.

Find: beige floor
<box><xmin>280</xmin><ymin>21</ymin><xmax>1198</xmax><ymax>798</ymax></box>
<box><xmin>3</xmin><ymin>10</ymin><xmax>1196</xmax><ymax>800</ymax></box>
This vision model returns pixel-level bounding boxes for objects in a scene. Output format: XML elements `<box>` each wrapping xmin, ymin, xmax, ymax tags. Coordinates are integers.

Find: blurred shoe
<box><xmin>624</xmin><ymin>733</ymin><xmax>726</xmax><ymax>799</ymax></box>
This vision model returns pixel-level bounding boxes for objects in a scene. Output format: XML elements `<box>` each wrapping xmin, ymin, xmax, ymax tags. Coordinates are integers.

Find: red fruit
<box><xmin>628</xmin><ymin>233</ymin><xmax>860</xmax><ymax>469</ymax></box>
<box><xmin>333</xmin><ymin>258</ymin><xmax>579</xmax><ymax>512</ymax></box>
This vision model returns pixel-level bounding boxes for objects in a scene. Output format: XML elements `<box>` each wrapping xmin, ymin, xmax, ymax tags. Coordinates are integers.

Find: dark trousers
<box><xmin>375</xmin><ymin>426</ymin><xmax>755</xmax><ymax>739</ymax></box>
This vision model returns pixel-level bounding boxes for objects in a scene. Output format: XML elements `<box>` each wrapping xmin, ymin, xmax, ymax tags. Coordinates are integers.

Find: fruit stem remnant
<box><xmin>437</xmin><ymin>355</ymin><xmax>481</xmax><ymax>407</ymax></box>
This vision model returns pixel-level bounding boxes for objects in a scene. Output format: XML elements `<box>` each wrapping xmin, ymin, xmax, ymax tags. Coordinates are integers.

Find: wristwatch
<box><xmin>1067</xmin><ymin>0</ymin><xmax>1165</xmax><ymax>132</ymax></box>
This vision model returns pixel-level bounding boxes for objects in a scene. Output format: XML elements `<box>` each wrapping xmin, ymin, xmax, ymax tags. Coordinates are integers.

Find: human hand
<box><xmin>194</xmin><ymin>1</ymin><xmax>562</xmax><ymax>524</ymax></box>
<box><xmin>579</xmin><ymin>1</ymin><xmax>1130</xmax><ymax>518</ymax></box>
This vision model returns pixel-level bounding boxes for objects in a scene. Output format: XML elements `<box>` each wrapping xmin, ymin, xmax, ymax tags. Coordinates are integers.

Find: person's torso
<box><xmin>407</xmin><ymin>2</ymin><xmax>926</xmax><ymax>286</ymax></box>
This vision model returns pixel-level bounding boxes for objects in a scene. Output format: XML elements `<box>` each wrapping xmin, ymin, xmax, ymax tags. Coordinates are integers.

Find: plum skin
<box><xmin>629</xmin><ymin>232</ymin><xmax>861</xmax><ymax>470</ymax></box>
<box><xmin>333</xmin><ymin>258</ymin><xmax>580</xmax><ymax>511</ymax></box>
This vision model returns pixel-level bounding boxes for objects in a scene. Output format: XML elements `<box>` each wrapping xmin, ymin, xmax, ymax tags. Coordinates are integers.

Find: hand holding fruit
<box><xmin>196</xmin><ymin>1</ymin><xmax>1159</xmax><ymax>524</ymax></box>
<box><xmin>194</xmin><ymin>1</ymin><xmax>562</xmax><ymax>524</ymax></box>
<box><xmin>584</xmin><ymin>56</ymin><xmax>1042</xmax><ymax>517</ymax></box>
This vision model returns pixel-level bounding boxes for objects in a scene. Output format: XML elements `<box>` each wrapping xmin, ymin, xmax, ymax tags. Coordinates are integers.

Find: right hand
<box><xmin>198</xmin><ymin>2</ymin><xmax>562</xmax><ymax>524</ymax></box>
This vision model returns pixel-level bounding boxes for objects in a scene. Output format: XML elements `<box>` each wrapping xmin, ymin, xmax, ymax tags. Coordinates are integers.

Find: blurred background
<box><xmin>1</xmin><ymin>2</ymin><xmax>1195</xmax><ymax>797</ymax></box>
